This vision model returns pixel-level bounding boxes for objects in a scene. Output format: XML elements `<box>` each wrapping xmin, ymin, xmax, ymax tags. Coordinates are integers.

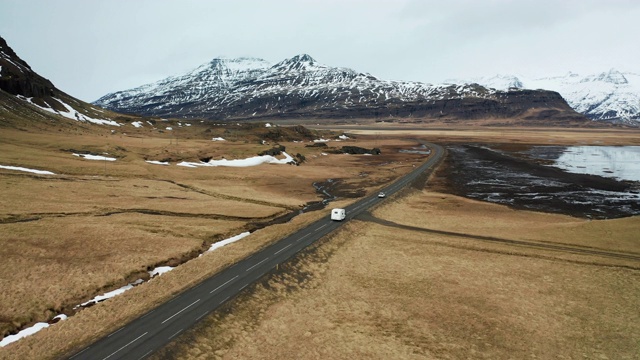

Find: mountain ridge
<box><xmin>94</xmin><ymin>54</ymin><xmax>588</xmax><ymax>125</ymax></box>
<box><xmin>450</xmin><ymin>69</ymin><xmax>640</xmax><ymax>124</ymax></box>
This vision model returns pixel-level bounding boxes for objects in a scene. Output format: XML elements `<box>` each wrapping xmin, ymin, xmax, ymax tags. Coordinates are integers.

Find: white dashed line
<box><xmin>69</xmin><ymin>347</ymin><xmax>90</xmax><ymax>359</ymax></box>
<box><xmin>107</xmin><ymin>327</ymin><xmax>124</xmax><ymax>338</ymax></box>
<box><xmin>161</xmin><ymin>299</ymin><xmax>200</xmax><ymax>324</ymax></box>
<box><xmin>246</xmin><ymin>258</ymin><xmax>268</xmax><ymax>271</ymax></box>
<box><xmin>101</xmin><ymin>332</ymin><xmax>148</xmax><ymax>360</ymax></box>
<box><xmin>137</xmin><ymin>350</ymin><xmax>153</xmax><ymax>360</ymax></box>
<box><xmin>274</xmin><ymin>243</ymin><xmax>293</xmax><ymax>255</ymax></box>
<box><xmin>167</xmin><ymin>328</ymin><xmax>183</xmax><ymax>340</ymax></box>
<box><xmin>210</xmin><ymin>275</ymin><xmax>239</xmax><ymax>294</ymax></box>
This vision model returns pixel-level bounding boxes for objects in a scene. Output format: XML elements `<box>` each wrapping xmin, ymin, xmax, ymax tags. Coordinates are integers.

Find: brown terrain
<box><xmin>2</xmin><ymin>34</ymin><xmax>639</xmax><ymax>360</ymax></box>
<box><xmin>142</xmin><ymin>127</ymin><xmax>637</xmax><ymax>360</ymax></box>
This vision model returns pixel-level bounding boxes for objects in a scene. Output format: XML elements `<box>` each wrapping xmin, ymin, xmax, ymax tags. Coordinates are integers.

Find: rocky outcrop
<box><xmin>0</xmin><ymin>37</ymin><xmax>56</xmax><ymax>98</ymax></box>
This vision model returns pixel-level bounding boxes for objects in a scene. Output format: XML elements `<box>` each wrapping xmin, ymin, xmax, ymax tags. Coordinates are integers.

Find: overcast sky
<box><xmin>1</xmin><ymin>0</ymin><xmax>639</xmax><ymax>102</ymax></box>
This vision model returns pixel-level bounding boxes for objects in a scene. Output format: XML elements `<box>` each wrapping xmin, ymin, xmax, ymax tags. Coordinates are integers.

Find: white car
<box><xmin>378</xmin><ymin>192</ymin><xmax>386</xmax><ymax>198</ymax></box>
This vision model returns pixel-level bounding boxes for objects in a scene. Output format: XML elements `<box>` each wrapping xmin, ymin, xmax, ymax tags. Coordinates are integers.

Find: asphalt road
<box><xmin>67</xmin><ymin>142</ymin><xmax>445</xmax><ymax>360</ymax></box>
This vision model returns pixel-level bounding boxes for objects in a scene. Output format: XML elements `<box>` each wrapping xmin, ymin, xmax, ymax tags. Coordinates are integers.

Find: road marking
<box><xmin>274</xmin><ymin>243</ymin><xmax>293</xmax><ymax>255</ymax></box>
<box><xmin>137</xmin><ymin>350</ymin><xmax>153</xmax><ymax>360</ymax></box>
<box><xmin>161</xmin><ymin>299</ymin><xmax>200</xmax><ymax>324</ymax></box>
<box><xmin>167</xmin><ymin>328</ymin><xmax>184</xmax><ymax>340</ymax></box>
<box><xmin>196</xmin><ymin>311</ymin><xmax>209</xmax><ymax>321</ymax></box>
<box><xmin>246</xmin><ymin>258</ymin><xmax>268</xmax><ymax>271</ymax></box>
<box><xmin>239</xmin><ymin>284</ymin><xmax>248</xmax><ymax>291</ymax></box>
<box><xmin>297</xmin><ymin>233</ymin><xmax>311</xmax><ymax>242</ymax></box>
<box><xmin>210</xmin><ymin>275</ymin><xmax>239</xmax><ymax>294</ymax></box>
<box><xmin>139</xmin><ymin>309</ymin><xmax>155</xmax><ymax>319</ymax></box>
<box><xmin>101</xmin><ymin>332</ymin><xmax>148</xmax><ymax>360</ymax></box>
<box><xmin>69</xmin><ymin>347</ymin><xmax>90</xmax><ymax>359</ymax></box>
<box><xmin>220</xmin><ymin>296</ymin><xmax>230</xmax><ymax>304</ymax></box>
<box><xmin>107</xmin><ymin>327</ymin><xmax>123</xmax><ymax>337</ymax></box>
<box><xmin>315</xmin><ymin>224</ymin><xmax>327</xmax><ymax>231</ymax></box>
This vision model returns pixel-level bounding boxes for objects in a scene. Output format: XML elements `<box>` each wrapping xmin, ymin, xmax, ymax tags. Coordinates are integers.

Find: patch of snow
<box><xmin>212</xmin><ymin>137</ymin><xmax>226</xmax><ymax>141</ymax></box>
<box><xmin>338</xmin><ymin>135</ymin><xmax>349</xmax><ymax>140</ymax></box>
<box><xmin>73</xmin><ymin>153</ymin><xmax>117</xmax><ymax>161</ymax></box>
<box><xmin>265</xmin><ymin>123</ymin><xmax>272</xmax><ymax>127</ymax></box>
<box><xmin>0</xmin><ymin>322</ymin><xmax>51</xmax><ymax>347</ymax></box>
<box><xmin>75</xmin><ymin>279</ymin><xmax>144</xmax><ymax>309</ymax></box>
<box><xmin>314</xmin><ymin>138</ymin><xmax>330</xmax><ymax>143</ymax></box>
<box><xmin>148</xmin><ymin>266</ymin><xmax>174</xmax><ymax>278</ymax></box>
<box><xmin>19</xmin><ymin>96</ymin><xmax>120</xmax><ymax>126</ymax></box>
<box><xmin>131</xmin><ymin>121</ymin><xmax>143</xmax><ymax>128</ymax></box>
<box><xmin>145</xmin><ymin>160</ymin><xmax>169</xmax><ymax>166</ymax></box>
<box><xmin>321</xmin><ymin>152</ymin><xmax>328</xmax><ymax>156</ymax></box>
<box><xmin>166</xmin><ymin>127</ymin><xmax>173</xmax><ymax>130</ymax></box>
<box><xmin>207</xmin><ymin>232</ymin><xmax>251</xmax><ymax>252</ymax></box>
<box><xmin>179</xmin><ymin>152</ymin><xmax>294</xmax><ymax>168</ymax></box>
<box><xmin>0</xmin><ymin>165</ymin><xmax>55</xmax><ymax>175</ymax></box>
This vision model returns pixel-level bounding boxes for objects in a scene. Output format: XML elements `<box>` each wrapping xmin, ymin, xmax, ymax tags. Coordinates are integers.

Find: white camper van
<box><xmin>331</xmin><ymin>208</ymin><xmax>346</xmax><ymax>221</ymax></box>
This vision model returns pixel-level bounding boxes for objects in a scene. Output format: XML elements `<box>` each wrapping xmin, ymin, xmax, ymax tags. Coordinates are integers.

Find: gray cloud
<box><xmin>1</xmin><ymin>0</ymin><xmax>638</xmax><ymax>101</ymax></box>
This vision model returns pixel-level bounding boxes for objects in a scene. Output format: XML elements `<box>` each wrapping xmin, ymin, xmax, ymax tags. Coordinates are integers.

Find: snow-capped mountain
<box><xmin>453</xmin><ymin>69</ymin><xmax>640</xmax><ymax>124</ymax></box>
<box><xmin>94</xmin><ymin>55</ymin><xmax>586</xmax><ymax>123</ymax></box>
<box><xmin>0</xmin><ymin>36</ymin><xmax>119</xmax><ymax>126</ymax></box>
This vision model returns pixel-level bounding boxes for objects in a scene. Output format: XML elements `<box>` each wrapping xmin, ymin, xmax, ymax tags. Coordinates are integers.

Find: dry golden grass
<box><xmin>342</xmin><ymin>126</ymin><xmax>640</xmax><ymax>146</ymax></box>
<box><xmin>153</xmin><ymin>190</ymin><xmax>640</xmax><ymax>360</ymax></box>
<box><xmin>0</xmin><ymin>125</ymin><xmax>423</xmax><ymax>358</ymax></box>
<box><xmin>0</xmin><ymin>208</ymin><xmax>330</xmax><ymax>360</ymax></box>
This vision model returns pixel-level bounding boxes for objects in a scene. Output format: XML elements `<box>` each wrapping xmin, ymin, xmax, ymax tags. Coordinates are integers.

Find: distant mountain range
<box><xmin>93</xmin><ymin>54</ymin><xmax>588</xmax><ymax>125</ymax></box>
<box><xmin>3</xmin><ymin>33</ymin><xmax>634</xmax><ymax>127</ymax></box>
<box><xmin>450</xmin><ymin>69</ymin><xmax>640</xmax><ymax>124</ymax></box>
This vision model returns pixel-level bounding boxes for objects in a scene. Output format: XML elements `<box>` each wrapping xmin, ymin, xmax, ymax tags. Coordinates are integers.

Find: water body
<box><xmin>524</xmin><ymin>146</ymin><xmax>640</xmax><ymax>183</ymax></box>
<box><xmin>444</xmin><ymin>145</ymin><xmax>640</xmax><ymax>219</ymax></box>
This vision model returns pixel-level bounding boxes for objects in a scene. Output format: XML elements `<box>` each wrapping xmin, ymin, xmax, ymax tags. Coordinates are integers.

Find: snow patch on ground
<box><xmin>207</xmin><ymin>232</ymin><xmax>251</xmax><ymax>252</ymax></box>
<box><xmin>178</xmin><ymin>152</ymin><xmax>294</xmax><ymax>168</ymax></box>
<box><xmin>212</xmin><ymin>137</ymin><xmax>226</xmax><ymax>141</ymax></box>
<box><xmin>73</xmin><ymin>153</ymin><xmax>117</xmax><ymax>161</ymax></box>
<box><xmin>0</xmin><ymin>165</ymin><xmax>55</xmax><ymax>175</ymax></box>
<box><xmin>131</xmin><ymin>121</ymin><xmax>143</xmax><ymax>128</ymax></box>
<box><xmin>145</xmin><ymin>160</ymin><xmax>169</xmax><ymax>166</ymax></box>
<box><xmin>19</xmin><ymin>96</ymin><xmax>120</xmax><ymax>126</ymax></box>
<box><xmin>148</xmin><ymin>266</ymin><xmax>174</xmax><ymax>278</ymax></box>
<box><xmin>75</xmin><ymin>279</ymin><xmax>144</xmax><ymax>309</ymax></box>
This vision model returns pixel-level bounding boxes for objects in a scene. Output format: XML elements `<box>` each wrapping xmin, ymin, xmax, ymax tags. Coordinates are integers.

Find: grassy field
<box><xmin>151</xmin><ymin>189</ymin><xmax>640</xmax><ymax>360</ymax></box>
<box><xmin>143</xmin><ymin>128</ymin><xmax>640</xmax><ymax>360</ymax></box>
<box><xmin>0</xmin><ymin>122</ymin><xmax>426</xmax><ymax>358</ymax></box>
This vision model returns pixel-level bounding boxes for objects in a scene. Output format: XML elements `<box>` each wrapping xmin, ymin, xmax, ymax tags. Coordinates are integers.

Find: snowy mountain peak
<box><xmin>581</xmin><ymin>68</ymin><xmax>628</xmax><ymax>85</ymax></box>
<box><xmin>271</xmin><ymin>54</ymin><xmax>323</xmax><ymax>72</ymax></box>
<box><xmin>94</xmin><ymin>54</ymin><xmax>585</xmax><ymax>124</ymax></box>
<box><xmin>455</xmin><ymin>70</ymin><xmax>639</xmax><ymax>124</ymax></box>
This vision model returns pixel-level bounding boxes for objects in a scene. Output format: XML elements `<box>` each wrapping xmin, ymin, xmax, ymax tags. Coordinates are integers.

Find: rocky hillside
<box><xmin>94</xmin><ymin>54</ymin><xmax>588</xmax><ymax>124</ymax></box>
<box><xmin>454</xmin><ymin>69</ymin><xmax>640</xmax><ymax>125</ymax></box>
<box><xmin>0</xmin><ymin>36</ymin><xmax>120</xmax><ymax>128</ymax></box>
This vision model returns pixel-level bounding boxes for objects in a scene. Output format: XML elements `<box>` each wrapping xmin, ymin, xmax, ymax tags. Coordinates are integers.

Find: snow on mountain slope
<box><xmin>1</xmin><ymin>36</ymin><xmax>120</xmax><ymax>126</ymax></box>
<box><xmin>454</xmin><ymin>69</ymin><xmax>640</xmax><ymax>124</ymax></box>
<box><xmin>95</xmin><ymin>54</ymin><xmax>587</xmax><ymax>123</ymax></box>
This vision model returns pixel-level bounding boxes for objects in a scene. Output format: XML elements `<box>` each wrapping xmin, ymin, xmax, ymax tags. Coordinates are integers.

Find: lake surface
<box><xmin>443</xmin><ymin>145</ymin><xmax>640</xmax><ymax>219</ymax></box>
<box><xmin>524</xmin><ymin>146</ymin><xmax>640</xmax><ymax>183</ymax></box>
